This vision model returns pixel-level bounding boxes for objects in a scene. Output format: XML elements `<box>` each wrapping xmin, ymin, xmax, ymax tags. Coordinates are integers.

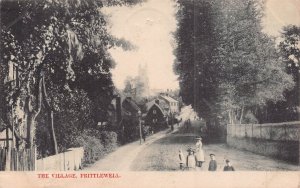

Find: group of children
<box><xmin>178</xmin><ymin>137</ymin><xmax>235</xmax><ymax>171</ymax></box>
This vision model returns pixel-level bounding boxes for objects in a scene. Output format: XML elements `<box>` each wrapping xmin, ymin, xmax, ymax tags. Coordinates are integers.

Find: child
<box><xmin>186</xmin><ymin>148</ymin><xmax>196</xmax><ymax>170</ymax></box>
<box><xmin>208</xmin><ymin>153</ymin><xmax>217</xmax><ymax>171</ymax></box>
<box><xmin>178</xmin><ymin>149</ymin><xmax>185</xmax><ymax>170</ymax></box>
<box><xmin>195</xmin><ymin>137</ymin><xmax>205</xmax><ymax>167</ymax></box>
<box><xmin>223</xmin><ymin>159</ymin><xmax>235</xmax><ymax>171</ymax></box>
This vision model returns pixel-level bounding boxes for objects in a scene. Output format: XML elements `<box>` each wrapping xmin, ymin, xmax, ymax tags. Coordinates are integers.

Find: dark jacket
<box><xmin>208</xmin><ymin>160</ymin><xmax>217</xmax><ymax>171</ymax></box>
<box><xmin>223</xmin><ymin>165</ymin><xmax>235</xmax><ymax>171</ymax></box>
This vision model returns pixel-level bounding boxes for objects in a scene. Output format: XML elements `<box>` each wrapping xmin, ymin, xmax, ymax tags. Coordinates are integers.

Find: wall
<box><xmin>227</xmin><ymin>122</ymin><xmax>300</xmax><ymax>164</ymax></box>
<box><xmin>36</xmin><ymin>147</ymin><xmax>84</xmax><ymax>171</ymax></box>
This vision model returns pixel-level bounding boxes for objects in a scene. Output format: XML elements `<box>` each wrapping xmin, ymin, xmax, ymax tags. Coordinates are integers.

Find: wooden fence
<box><xmin>36</xmin><ymin>147</ymin><xmax>84</xmax><ymax>171</ymax></box>
<box><xmin>227</xmin><ymin>121</ymin><xmax>300</xmax><ymax>164</ymax></box>
<box><xmin>0</xmin><ymin>147</ymin><xmax>36</xmax><ymax>171</ymax></box>
<box><xmin>227</xmin><ymin>121</ymin><xmax>300</xmax><ymax>141</ymax></box>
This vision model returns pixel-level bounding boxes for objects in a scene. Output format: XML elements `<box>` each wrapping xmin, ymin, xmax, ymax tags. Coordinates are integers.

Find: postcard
<box><xmin>0</xmin><ymin>0</ymin><xmax>299</xmax><ymax>187</ymax></box>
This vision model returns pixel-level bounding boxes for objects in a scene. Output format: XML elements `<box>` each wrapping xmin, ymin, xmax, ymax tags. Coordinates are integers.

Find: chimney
<box><xmin>155</xmin><ymin>99</ymin><xmax>159</xmax><ymax>105</ymax></box>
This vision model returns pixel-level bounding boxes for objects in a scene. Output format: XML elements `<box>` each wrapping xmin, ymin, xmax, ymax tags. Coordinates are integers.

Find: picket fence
<box><xmin>36</xmin><ymin>147</ymin><xmax>84</xmax><ymax>171</ymax></box>
<box><xmin>0</xmin><ymin>147</ymin><xmax>84</xmax><ymax>171</ymax></box>
<box><xmin>0</xmin><ymin>147</ymin><xmax>36</xmax><ymax>171</ymax></box>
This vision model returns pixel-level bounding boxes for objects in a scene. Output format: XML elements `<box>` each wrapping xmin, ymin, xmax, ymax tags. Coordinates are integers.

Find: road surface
<box><xmin>84</xmin><ymin>122</ymin><xmax>299</xmax><ymax>171</ymax></box>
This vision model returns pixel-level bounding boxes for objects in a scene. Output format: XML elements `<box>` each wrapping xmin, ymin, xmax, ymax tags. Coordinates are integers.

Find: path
<box><xmin>83</xmin><ymin>129</ymin><xmax>172</xmax><ymax>171</ymax></box>
<box><xmin>84</xmin><ymin>119</ymin><xmax>300</xmax><ymax>171</ymax></box>
<box><xmin>131</xmin><ymin>120</ymin><xmax>300</xmax><ymax>171</ymax></box>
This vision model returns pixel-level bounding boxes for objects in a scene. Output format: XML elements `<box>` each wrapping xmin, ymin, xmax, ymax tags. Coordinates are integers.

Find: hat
<box><xmin>187</xmin><ymin>147</ymin><xmax>194</xmax><ymax>152</ymax></box>
<box><xmin>225</xmin><ymin>159</ymin><xmax>230</xmax><ymax>163</ymax></box>
<box><xmin>209</xmin><ymin>153</ymin><xmax>215</xmax><ymax>156</ymax></box>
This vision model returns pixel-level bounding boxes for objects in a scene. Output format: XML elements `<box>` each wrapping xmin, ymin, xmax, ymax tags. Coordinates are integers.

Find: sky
<box><xmin>263</xmin><ymin>0</ymin><xmax>300</xmax><ymax>36</ymax></box>
<box><xmin>103</xmin><ymin>0</ymin><xmax>300</xmax><ymax>91</ymax></box>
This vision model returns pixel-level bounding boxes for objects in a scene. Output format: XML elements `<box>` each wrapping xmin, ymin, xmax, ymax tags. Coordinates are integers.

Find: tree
<box><xmin>262</xmin><ymin>25</ymin><xmax>300</xmax><ymax>122</ymax></box>
<box><xmin>174</xmin><ymin>0</ymin><xmax>294</xmax><ymax>134</ymax></box>
<box><xmin>0</xmin><ymin>0</ymin><xmax>142</xmax><ymax>153</ymax></box>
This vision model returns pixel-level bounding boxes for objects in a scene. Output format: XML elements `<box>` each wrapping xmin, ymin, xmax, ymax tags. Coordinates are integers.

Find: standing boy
<box><xmin>223</xmin><ymin>159</ymin><xmax>235</xmax><ymax>171</ymax></box>
<box><xmin>208</xmin><ymin>154</ymin><xmax>217</xmax><ymax>171</ymax></box>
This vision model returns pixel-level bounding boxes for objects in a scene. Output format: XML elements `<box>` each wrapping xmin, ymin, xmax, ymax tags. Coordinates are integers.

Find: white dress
<box><xmin>186</xmin><ymin>155</ymin><xmax>196</xmax><ymax>168</ymax></box>
<box><xmin>195</xmin><ymin>141</ymin><xmax>205</xmax><ymax>162</ymax></box>
<box><xmin>179</xmin><ymin>152</ymin><xmax>184</xmax><ymax>164</ymax></box>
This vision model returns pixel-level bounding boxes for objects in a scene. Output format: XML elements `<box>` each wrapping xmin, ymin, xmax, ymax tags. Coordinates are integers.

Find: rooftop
<box><xmin>159</xmin><ymin>95</ymin><xmax>177</xmax><ymax>103</ymax></box>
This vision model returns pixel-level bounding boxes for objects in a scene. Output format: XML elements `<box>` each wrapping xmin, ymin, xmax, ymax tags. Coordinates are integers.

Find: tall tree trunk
<box><xmin>49</xmin><ymin>111</ymin><xmax>58</xmax><ymax>154</ymax></box>
<box><xmin>41</xmin><ymin>75</ymin><xmax>58</xmax><ymax>155</ymax></box>
<box><xmin>25</xmin><ymin>77</ymin><xmax>43</xmax><ymax>149</ymax></box>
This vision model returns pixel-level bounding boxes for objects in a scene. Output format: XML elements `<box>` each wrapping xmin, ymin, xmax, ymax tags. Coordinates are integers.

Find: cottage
<box><xmin>159</xmin><ymin>94</ymin><xmax>179</xmax><ymax>114</ymax></box>
<box><xmin>145</xmin><ymin>99</ymin><xmax>169</xmax><ymax>131</ymax></box>
<box><xmin>120</xmin><ymin>97</ymin><xmax>141</xmax><ymax>142</ymax></box>
<box><xmin>145</xmin><ymin>102</ymin><xmax>167</xmax><ymax>132</ymax></box>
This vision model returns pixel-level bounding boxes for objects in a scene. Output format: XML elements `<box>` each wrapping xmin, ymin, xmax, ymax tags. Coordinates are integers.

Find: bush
<box><xmin>74</xmin><ymin>131</ymin><xmax>104</xmax><ymax>164</ymax></box>
<box><xmin>244</xmin><ymin>110</ymin><xmax>259</xmax><ymax>124</ymax></box>
<box><xmin>100</xmin><ymin>131</ymin><xmax>118</xmax><ymax>152</ymax></box>
<box><xmin>72</xmin><ymin>129</ymin><xmax>119</xmax><ymax>165</ymax></box>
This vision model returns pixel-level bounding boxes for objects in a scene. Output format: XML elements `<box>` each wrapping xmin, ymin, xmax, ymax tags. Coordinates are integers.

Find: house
<box><xmin>120</xmin><ymin>97</ymin><xmax>141</xmax><ymax>142</ymax></box>
<box><xmin>145</xmin><ymin>100</ymin><xmax>168</xmax><ymax>132</ymax></box>
<box><xmin>159</xmin><ymin>94</ymin><xmax>179</xmax><ymax>114</ymax></box>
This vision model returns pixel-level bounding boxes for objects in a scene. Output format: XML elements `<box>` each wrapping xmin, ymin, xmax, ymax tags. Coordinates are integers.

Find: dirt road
<box><xmin>83</xmin><ymin>129</ymin><xmax>172</xmax><ymax>171</ymax></box>
<box><xmin>85</xmin><ymin>122</ymin><xmax>299</xmax><ymax>171</ymax></box>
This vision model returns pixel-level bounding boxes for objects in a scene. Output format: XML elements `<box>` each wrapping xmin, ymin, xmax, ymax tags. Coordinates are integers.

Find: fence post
<box><xmin>270</xmin><ymin>125</ymin><xmax>273</xmax><ymax>140</ymax></box>
<box><xmin>298</xmin><ymin>129</ymin><xmax>300</xmax><ymax>165</ymax></box>
<box><xmin>34</xmin><ymin>147</ymin><xmax>37</xmax><ymax>171</ymax></box>
<box><xmin>5</xmin><ymin>148</ymin><xmax>10</xmax><ymax>171</ymax></box>
<box><xmin>63</xmin><ymin>152</ymin><xmax>66</xmax><ymax>171</ymax></box>
<box><xmin>234</xmin><ymin>124</ymin><xmax>236</xmax><ymax>137</ymax></box>
<box><xmin>74</xmin><ymin>150</ymin><xmax>76</xmax><ymax>171</ymax></box>
<box><xmin>251</xmin><ymin>124</ymin><xmax>253</xmax><ymax>138</ymax></box>
<box><xmin>260</xmin><ymin>124</ymin><xmax>262</xmax><ymax>139</ymax></box>
<box><xmin>15</xmin><ymin>149</ymin><xmax>18</xmax><ymax>171</ymax></box>
<box><xmin>284</xmin><ymin>124</ymin><xmax>287</xmax><ymax>141</ymax></box>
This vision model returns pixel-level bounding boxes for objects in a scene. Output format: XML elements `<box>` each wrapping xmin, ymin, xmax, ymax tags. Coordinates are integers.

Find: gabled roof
<box><xmin>145</xmin><ymin>100</ymin><xmax>157</xmax><ymax>111</ymax></box>
<box><xmin>147</xmin><ymin>103</ymin><xmax>167</xmax><ymax>116</ymax></box>
<box><xmin>122</xmin><ymin>97</ymin><xmax>140</xmax><ymax>114</ymax></box>
<box><xmin>159</xmin><ymin>95</ymin><xmax>178</xmax><ymax>103</ymax></box>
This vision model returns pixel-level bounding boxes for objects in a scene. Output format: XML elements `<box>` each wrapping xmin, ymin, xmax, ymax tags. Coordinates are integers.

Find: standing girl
<box><xmin>186</xmin><ymin>147</ymin><xmax>196</xmax><ymax>170</ymax></box>
<box><xmin>195</xmin><ymin>137</ymin><xmax>205</xmax><ymax>167</ymax></box>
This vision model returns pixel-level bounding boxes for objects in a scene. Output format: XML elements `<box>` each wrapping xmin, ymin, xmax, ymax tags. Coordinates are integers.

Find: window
<box><xmin>153</xmin><ymin>110</ymin><xmax>156</xmax><ymax>114</ymax></box>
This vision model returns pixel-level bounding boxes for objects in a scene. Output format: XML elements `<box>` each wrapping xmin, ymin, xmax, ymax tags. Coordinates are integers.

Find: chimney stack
<box><xmin>155</xmin><ymin>99</ymin><xmax>160</xmax><ymax>105</ymax></box>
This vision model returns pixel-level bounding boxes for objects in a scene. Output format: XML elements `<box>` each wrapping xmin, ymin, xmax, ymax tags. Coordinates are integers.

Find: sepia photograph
<box><xmin>0</xmin><ymin>0</ymin><xmax>299</xmax><ymax>187</ymax></box>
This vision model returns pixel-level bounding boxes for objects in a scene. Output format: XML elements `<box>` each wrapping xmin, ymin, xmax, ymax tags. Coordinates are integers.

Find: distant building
<box><xmin>123</xmin><ymin>63</ymin><xmax>150</xmax><ymax>102</ymax></box>
<box><xmin>159</xmin><ymin>94</ymin><xmax>179</xmax><ymax>114</ymax></box>
<box><xmin>122</xmin><ymin>97</ymin><xmax>140</xmax><ymax>117</ymax></box>
<box><xmin>120</xmin><ymin>97</ymin><xmax>141</xmax><ymax>142</ymax></box>
<box><xmin>137</xmin><ymin>63</ymin><xmax>150</xmax><ymax>97</ymax></box>
<box><xmin>145</xmin><ymin>99</ymin><xmax>168</xmax><ymax>132</ymax></box>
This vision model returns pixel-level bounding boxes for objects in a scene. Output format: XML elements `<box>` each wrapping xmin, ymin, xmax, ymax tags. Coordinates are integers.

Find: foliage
<box><xmin>174</xmin><ymin>0</ymin><xmax>294</xmax><ymax>129</ymax></box>
<box><xmin>0</xmin><ymin>0</ymin><xmax>142</xmax><ymax>154</ymax></box>
<box><xmin>100</xmin><ymin>131</ymin><xmax>118</xmax><ymax>151</ymax></box>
